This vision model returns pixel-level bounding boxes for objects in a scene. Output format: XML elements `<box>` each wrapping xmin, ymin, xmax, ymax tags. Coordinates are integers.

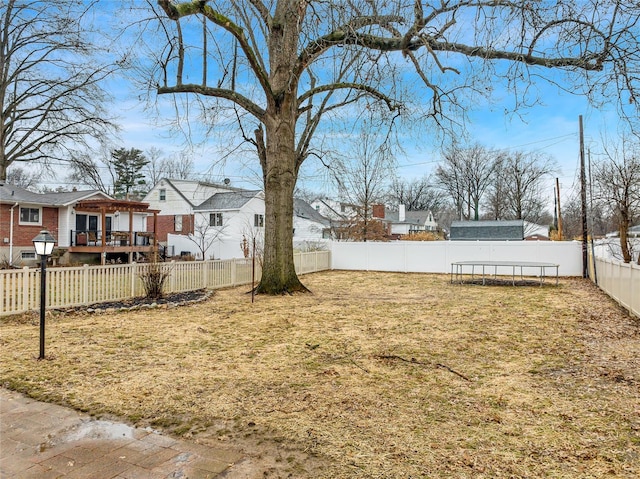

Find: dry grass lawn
<box><xmin>1</xmin><ymin>271</ymin><xmax>640</xmax><ymax>478</ymax></box>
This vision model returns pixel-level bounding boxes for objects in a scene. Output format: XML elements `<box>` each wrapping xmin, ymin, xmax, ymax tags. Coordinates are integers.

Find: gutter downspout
<box><xmin>9</xmin><ymin>202</ymin><xmax>18</xmax><ymax>266</ymax></box>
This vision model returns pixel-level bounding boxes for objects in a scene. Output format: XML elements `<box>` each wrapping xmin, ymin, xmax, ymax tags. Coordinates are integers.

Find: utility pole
<box><xmin>579</xmin><ymin>115</ymin><xmax>588</xmax><ymax>278</ymax></box>
<box><xmin>555</xmin><ymin>178</ymin><xmax>563</xmax><ymax>240</ymax></box>
<box><xmin>588</xmin><ymin>148</ymin><xmax>598</xmax><ymax>284</ymax></box>
<box><xmin>553</xmin><ymin>186</ymin><xmax>558</xmax><ymax>231</ymax></box>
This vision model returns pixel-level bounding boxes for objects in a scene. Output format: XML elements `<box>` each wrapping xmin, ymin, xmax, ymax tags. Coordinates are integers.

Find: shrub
<box><xmin>139</xmin><ymin>261</ymin><xmax>171</xmax><ymax>299</ymax></box>
<box><xmin>400</xmin><ymin>231</ymin><xmax>444</xmax><ymax>241</ymax></box>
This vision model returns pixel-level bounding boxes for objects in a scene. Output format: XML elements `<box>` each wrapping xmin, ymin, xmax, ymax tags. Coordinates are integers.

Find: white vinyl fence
<box><xmin>592</xmin><ymin>256</ymin><xmax>640</xmax><ymax>318</ymax></box>
<box><xmin>0</xmin><ymin>251</ymin><xmax>330</xmax><ymax>317</ymax></box>
<box><xmin>330</xmin><ymin>240</ymin><xmax>583</xmax><ymax>276</ymax></box>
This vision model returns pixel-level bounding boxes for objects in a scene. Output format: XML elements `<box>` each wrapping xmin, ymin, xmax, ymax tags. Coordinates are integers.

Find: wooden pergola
<box><xmin>72</xmin><ymin>199</ymin><xmax>160</xmax><ymax>264</ymax></box>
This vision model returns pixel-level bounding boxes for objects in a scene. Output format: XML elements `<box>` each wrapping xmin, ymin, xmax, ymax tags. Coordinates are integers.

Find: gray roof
<box><xmin>194</xmin><ymin>190</ymin><xmax>261</xmax><ymax>211</ymax></box>
<box><xmin>294</xmin><ymin>198</ymin><xmax>331</xmax><ymax>226</ymax></box>
<box><xmin>0</xmin><ymin>184</ymin><xmax>109</xmax><ymax>206</ymax></box>
<box><xmin>450</xmin><ymin>220</ymin><xmax>524</xmax><ymax>241</ymax></box>
<box><xmin>385</xmin><ymin>210</ymin><xmax>432</xmax><ymax>225</ymax></box>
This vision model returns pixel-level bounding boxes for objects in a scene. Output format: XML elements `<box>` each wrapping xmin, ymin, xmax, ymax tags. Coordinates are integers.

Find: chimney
<box><xmin>399</xmin><ymin>204</ymin><xmax>406</xmax><ymax>222</ymax></box>
<box><xmin>372</xmin><ymin>204</ymin><xmax>385</xmax><ymax>218</ymax></box>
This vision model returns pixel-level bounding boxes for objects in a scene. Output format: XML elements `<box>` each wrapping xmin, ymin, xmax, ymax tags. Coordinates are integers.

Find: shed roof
<box><xmin>450</xmin><ymin>220</ymin><xmax>524</xmax><ymax>241</ymax></box>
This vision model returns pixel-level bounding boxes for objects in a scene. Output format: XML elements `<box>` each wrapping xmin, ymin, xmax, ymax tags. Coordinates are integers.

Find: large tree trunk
<box><xmin>255</xmin><ymin>107</ymin><xmax>308</xmax><ymax>294</ymax></box>
<box><xmin>254</xmin><ymin>3</ymin><xmax>308</xmax><ymax>294</ymax></box>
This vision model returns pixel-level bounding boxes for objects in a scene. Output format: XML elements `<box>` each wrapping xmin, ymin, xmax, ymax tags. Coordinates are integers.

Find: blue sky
<box><xmin>111</xmin><ymin>77</ymin><xmax>612</xmax><ymax>206</ymax></box>
<box><xmin>47</xmin><ymin>1</ymin><xmax>629</xmax><ymax>211</ymax></box>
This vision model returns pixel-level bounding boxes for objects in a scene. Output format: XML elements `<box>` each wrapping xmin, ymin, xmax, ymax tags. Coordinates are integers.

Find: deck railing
<box><xmin>71</xmin><ymin>230</ymin><xmax>154</xmax><ymax>247</ymax></box>
<box><xmin>0</xmin><ymin>251</ymin><xmax>330</xmax><ymax>316</ymax></box>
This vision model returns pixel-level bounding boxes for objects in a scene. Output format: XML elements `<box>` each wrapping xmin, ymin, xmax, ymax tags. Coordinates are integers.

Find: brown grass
<box><xmin>1</xmin><ymin>271</ymin><xmax>640</xmax><ymax>478</ymax></box>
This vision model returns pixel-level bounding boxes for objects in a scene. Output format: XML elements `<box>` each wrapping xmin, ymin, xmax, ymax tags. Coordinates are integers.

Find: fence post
<box><xmin>231</xmin><ymin>258</ymin><xmax>237</xmax><ymax>286</ymax></box>
<box><xmin>83</xmin><ymin>264</ymin><xmax>89</xmax><ymax>304</ymax></box>
<box><xmin>131</xmin><ymin>262</ymin><xmax>137</xmax><ymax>298</ymax></box>
<box><xmin>170</xmin><ymin>260</ymin><xmax>176</xmax><ymax>292</ymax></box>
<box><xmin>22</xmin><ymin>266</ymin><xmax>30</xmax><ymax>311</ymax></box>
<box><xmin>203</xmin><ymin>259</ymin><xmax>208</xmax><ymax>288</ymax></box>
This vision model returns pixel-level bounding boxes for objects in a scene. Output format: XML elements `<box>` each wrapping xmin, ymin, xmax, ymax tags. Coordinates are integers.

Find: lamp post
<box><xmin>32</xmin><ymin>230</ymin><xmax>56</xmax><ymax>360</ymax></box>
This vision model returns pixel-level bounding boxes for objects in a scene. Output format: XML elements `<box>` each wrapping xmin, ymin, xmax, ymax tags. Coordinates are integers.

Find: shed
<box><xmin>450</xmin><ymin>220</ymin><xmax>524</xmax><ymax>241</ymax></box>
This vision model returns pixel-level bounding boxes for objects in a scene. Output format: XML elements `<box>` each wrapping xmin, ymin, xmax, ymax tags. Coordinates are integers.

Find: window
<box><xmin>21</xmin><ymin>251</ymin><xmax>36</xmax><ymax>260</ymax></box>
<box><xmin>19</xmin><ymin>207</ymin><xmax>40</xmax><ymax>225</ymax></box>
<box><xmin>254</xmin><ymin>214</ymin><xmax>264</xmax><ymax>227</ymax></box>
<box><xmin>159</xmin><ymin>189</ymin><xmax>166</xmax><ymax>201</ymax></box>
<box><xmin>210</xmin><ymin>213</ymin><xmax>223</xmax><ymax>226</ymax></box>
<box><xmin>174</xmin><ymin>215</ymin><xmax>183</xmax><ymax>232</ymax></box>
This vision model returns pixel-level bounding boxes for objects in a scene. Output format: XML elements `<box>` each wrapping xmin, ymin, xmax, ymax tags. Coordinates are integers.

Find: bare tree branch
<box><xmin>0</xmin><ymin>0</ymin><xmax>118</xmax><ymax>181</ymax></box>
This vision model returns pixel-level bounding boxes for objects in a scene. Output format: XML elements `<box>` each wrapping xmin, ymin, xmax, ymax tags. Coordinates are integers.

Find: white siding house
<box><xmin>293</xmin><ymin>198</ymin><xmax>332</xmax><ymax>249</ymax></box>
<box><xmin>145</xmin><ymin>179</ymin><xmax>330</xmax><ymax>260</ymax></box>
<box><xmin>310</xmin><ymin>197</ymin><xmax>358</xmax><ymax>221</ymax></box>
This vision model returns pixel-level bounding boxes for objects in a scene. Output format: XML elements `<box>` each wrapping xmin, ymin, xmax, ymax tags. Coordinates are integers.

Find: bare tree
<box><xmin>0</xmin><ymin>0</ymin><xmax>117</xmax><ymax>181</ymax></box>
<box><xmin>186</xmin><ymin>213</ymin><xmax>227</xmax><ymax>260</ymax></box>
<box><xmin>504</xmin><ymin>151</ymin><xmax>556</xmax><ymax>223</ymax></box>
<box><xmin>388</xmin><ymin>175</ymin><xmax>446</xmax><ymax>212</ymax></box>
<box><xmin>68</xmin><ymin>144</ymin><xmax>117</xmax><ymax>195</ymax></box>
<box><xmin>5</xmin><ymin>166</ymin><xmax>41</xmax><ymax>190</ymax></box>
<box><xmin>145</xmin><ymin>148</ymin><xmax>195</xmax><ymax>187</ymax></box>
<box><xmin>328</xmin><ymin>124</ymin><xmax>396</xmax><ymax>241</ymax></box>
<box><xmin>592</xmin><ymin>139</ymin><xmax>640</xmax><ymax>263</ymax></box>
<box><xmin>68</xmin><ymin>146</ymin><xmax>152</xmax><ymax>198</ymax></box>
<box><xmin>146</xmin><ymin>1</ymin><xmax>640</xmax><ymax>294</ymax></box>
<box><xmin>436</xmin><ymin>143</ymin><xmax>503</xmax><ymax>221</ymax></box>
<box><xmin>484</xmin><ymin>164</ymin><xmax>510</xmax><ymax>221</ymax></box>
<box><xmin>485</xmin><ymin>150</ymin><xmax>556</xmax><ymax>224</ymax></box>
<box><xmin>240</xmin><ymin>218</ymin><xmax>265</xmax><ymax>268</ymax></box>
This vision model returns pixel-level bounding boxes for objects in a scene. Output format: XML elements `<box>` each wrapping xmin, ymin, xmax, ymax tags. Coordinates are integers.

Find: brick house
<box><xmin>1</xmin><ymin>184</ymin><xmax>158</xmax><ymax>266</ymax></box>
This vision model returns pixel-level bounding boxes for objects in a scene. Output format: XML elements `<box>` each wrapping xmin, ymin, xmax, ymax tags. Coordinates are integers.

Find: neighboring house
<box><xmin>145</xmin><ymin>179</ymin><xmax>330</xmax><ymax>260</ymax></box>
<box><xmin>293</xmin><ymin>198</ymin><xmax>332</xmax><ymax>248</ymax></box>
<box><xmin>523</xmin><ymin>221</ymin><xmax>550</xmax><ymax>241</ymax></box>
<box><xmin>0</xmin><ymin>184</ymin><xmax>158</xmax><ymax>266</ymax></box>
<box><xmin>143</xmin><ymin>178</ymin><xmax>242</xmax><ymax>242</ymax></box>
<box><xmin>310</xmin><ymin>197</ymin><xmax>359</xmax><ymax>221</ymax></box>
<box><xmin>373</xmin><ymin>204</ymin><xmax>438</xmax><ymax>237</ymax></box>
<box><xmin>190</xmin><ymin>189</ymin><xmax>264</xmax><ymax>260</ymax></box>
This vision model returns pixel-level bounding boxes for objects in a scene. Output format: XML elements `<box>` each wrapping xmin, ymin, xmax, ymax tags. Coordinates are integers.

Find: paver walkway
<box><xmin>0</xmin><ymin>388</ymin><xmax>244</xmax><ymax>478</ymax></box>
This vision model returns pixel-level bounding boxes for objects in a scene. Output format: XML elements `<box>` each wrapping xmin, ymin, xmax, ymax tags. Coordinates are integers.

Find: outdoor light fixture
<box><xmin>32</xmin><ymin>230</ymin><xmax>56</xmax><ymax>360</ymax></box>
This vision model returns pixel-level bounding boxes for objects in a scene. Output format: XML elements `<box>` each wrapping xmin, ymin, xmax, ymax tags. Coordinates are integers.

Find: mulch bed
<box><xmin>73</xmin><ymin>289</ymin><xmax>212</xmax><ymax>314</ymax></box>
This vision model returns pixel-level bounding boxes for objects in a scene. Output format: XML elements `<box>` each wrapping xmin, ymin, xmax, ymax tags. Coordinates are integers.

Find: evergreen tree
<box><xmin>111</xmin><ymin>148</ymin><xmax>149</xmax><ymax>199</ymax></box>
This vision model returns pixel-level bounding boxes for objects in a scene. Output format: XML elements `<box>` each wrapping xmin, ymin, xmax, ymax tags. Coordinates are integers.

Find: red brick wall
<box><xmin>0</xmin><ymin>204</ymin><xmax>12</xmax><ymax>240</ymax></box>
<box><xmin>147</xmin><ymin>214</ymin><xmax>194</xmax><ymax>242</ymax></box>
<box><xmin>0</xmin><ymin>205</ymin><xmax>59</xmax><ymax>247</ymax></box>
<box><xmin>372</xmin><ymin>204</ymin><xmax>385</xmax><ymax>219</ymax></box>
